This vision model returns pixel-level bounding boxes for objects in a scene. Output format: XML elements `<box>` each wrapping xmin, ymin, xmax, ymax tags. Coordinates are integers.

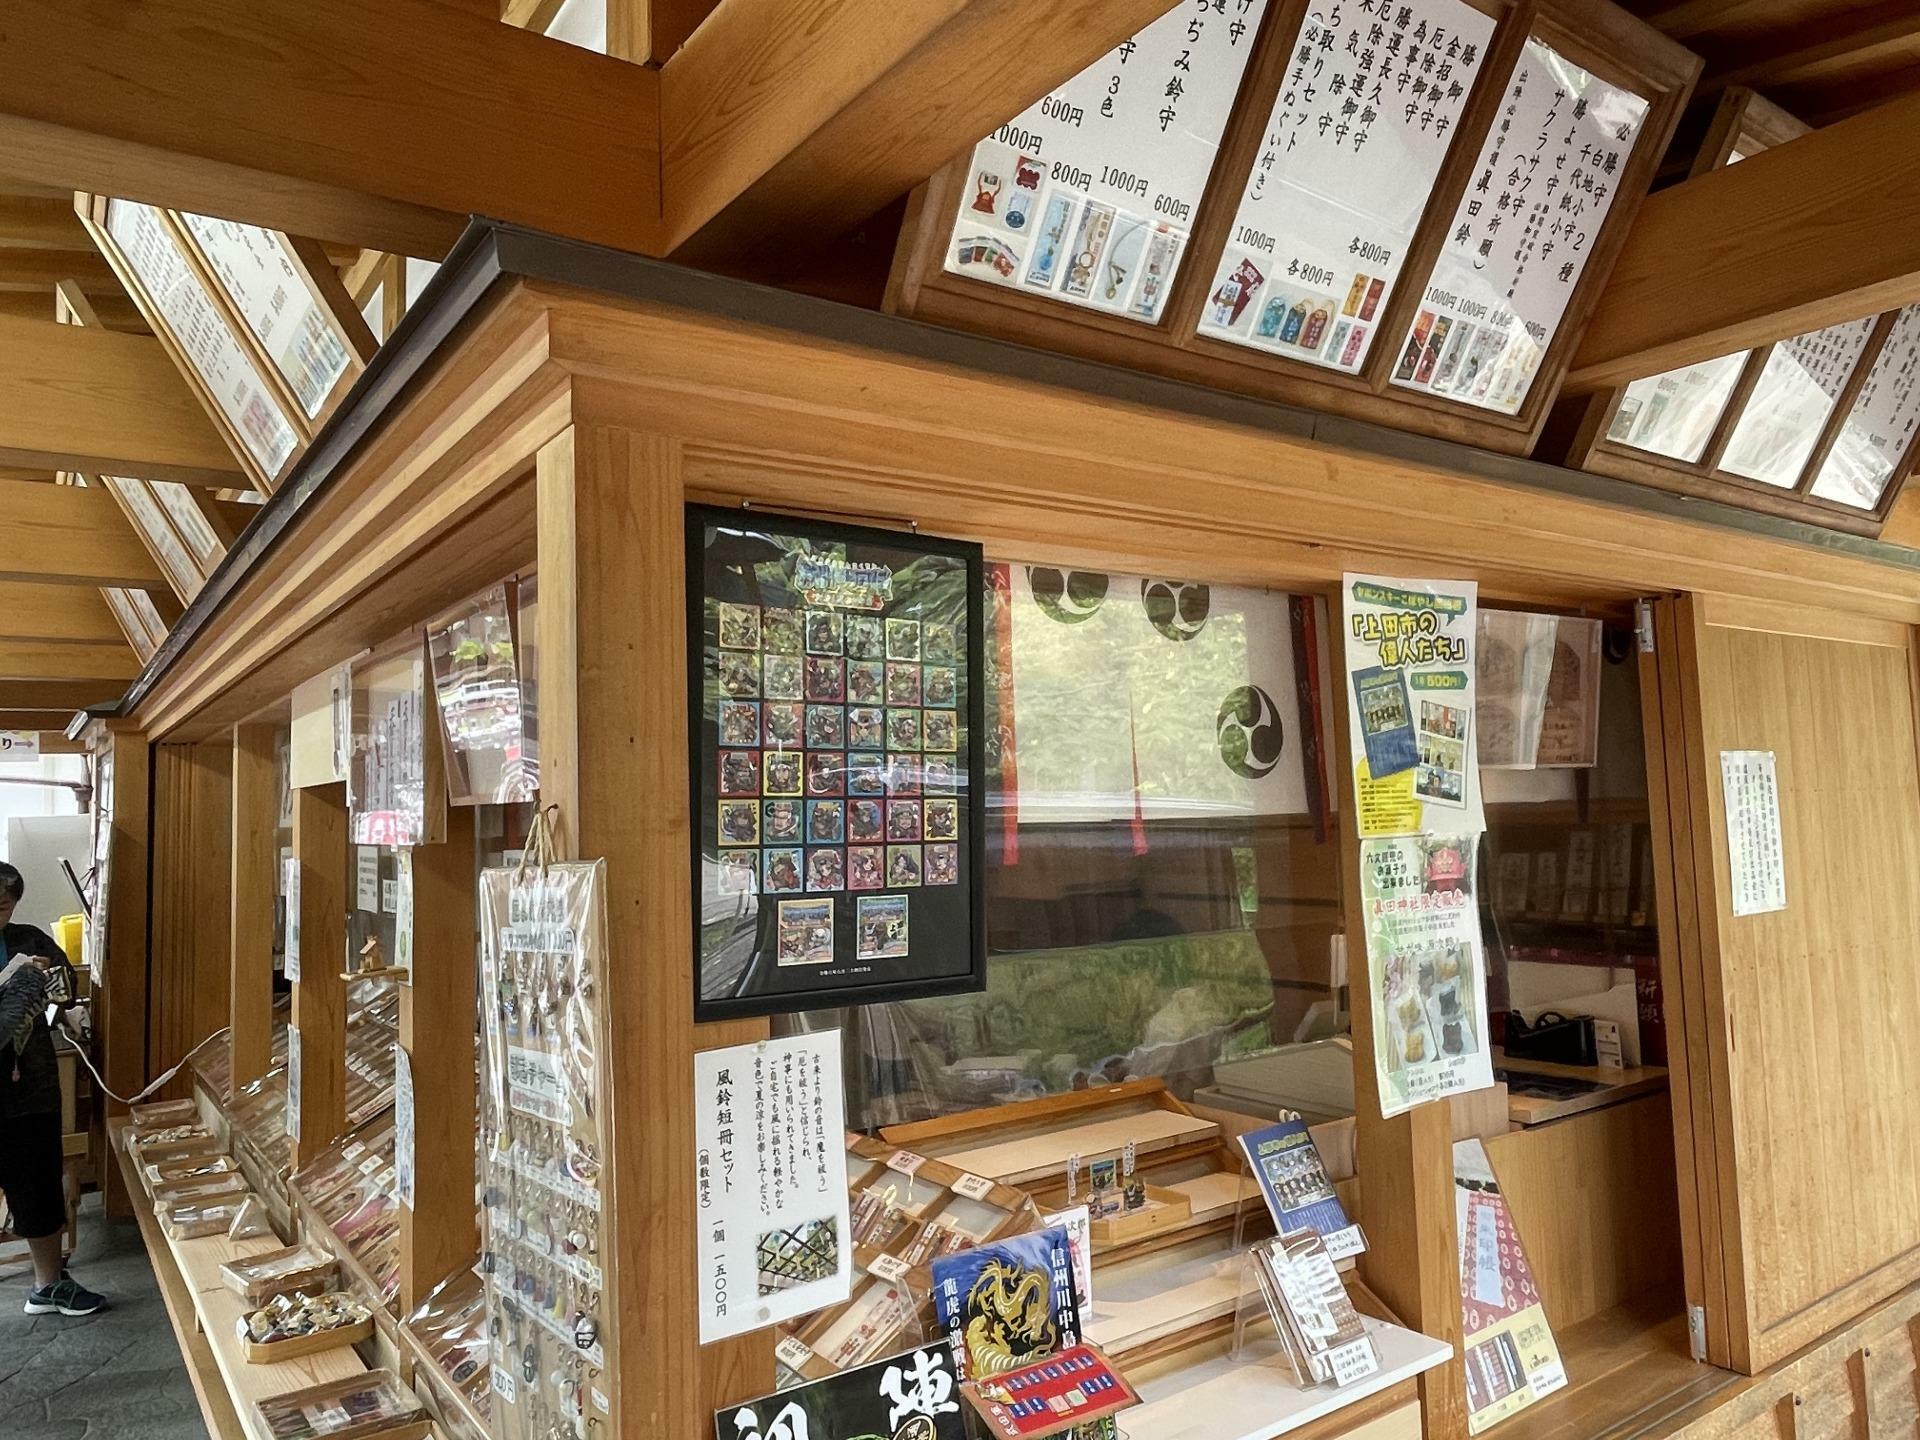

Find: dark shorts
<box><xmin>0</xmin><ymin>1109</ymin><xmax>66</xmax><ymax>1239</ymax></box>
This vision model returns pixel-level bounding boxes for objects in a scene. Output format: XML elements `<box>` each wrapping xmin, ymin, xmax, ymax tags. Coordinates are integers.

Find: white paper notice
<box><xmin>1813</xmin><ymin>304</ymin><xmax>1920</xmax><ymax>509</ymax></box>
<box><xmin>282</xmin><ymin>855</ymin><xmax>301</xmax><ymax>983</ymax></box>
<box><xmin>943</xmin><ymin>1</ymin><xmax>1267</xmax><ymax>324</ymax></box>
<box><xmin>1393</xmin><ymin>38</ymin><xmax>1649</xmax><ymax>415</ymax></box>
<box><xmin>394</xmin><ymin>1045</ymin><xmax>416</xmax><ymax>1209</ymax></box>
<box><xmin>0</xmin><ymin>731</ymin><xmax>39</xmax><ymax>760</ymax></box>
<box><xmin>1200</xmin><ymin>0</ymin><xmax>1495</xmax><ymax>372</ymax></box>
<box><xmin>286</xmin><ymin>1025</ymin><xmax>302</xmax><ymax>1142</ymax></box>
<box><xmin>1720</xmin><ymin>751</ymin><xmax>1786</xmax><ymax>916</ymax></box>
<box><xmin>355</xmin><ymin>846</ymin><xmax>380</xmax><ymax>913</ymax></box>
<box><xmin>695</xmin><ymin>1030</ymin><xmax>852</xmax><ymax>1344</ymax></box>
<box><xmin>1722</xmin><ymin>317</ymin><xmax>1877</xmax><ymax>489</ymax></box>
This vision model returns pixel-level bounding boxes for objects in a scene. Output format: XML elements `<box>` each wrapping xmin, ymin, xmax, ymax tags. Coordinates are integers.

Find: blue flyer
<box><xmin>1239</xmin><ymin>1117</ymin><xmax>1366</xmax><ymax>1261</ymax></box>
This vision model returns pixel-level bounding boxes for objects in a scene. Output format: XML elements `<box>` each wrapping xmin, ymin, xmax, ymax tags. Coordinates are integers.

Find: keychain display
<box><xmin>478</xmin><ymin>811</ymin><xmax>611</xmax><ymax>1440</ymax></box>
<box><xmin>291</xmin><ymin>1113</ymin><xmax>402</xmax><ymax>1305</ymax></box>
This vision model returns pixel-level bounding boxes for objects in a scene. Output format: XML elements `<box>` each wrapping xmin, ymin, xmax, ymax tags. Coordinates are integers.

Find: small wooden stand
<box><xmin>1089</xmin><ymin>1186</ymin><xmax>1192</xmax><ymax>1247</ymax></box>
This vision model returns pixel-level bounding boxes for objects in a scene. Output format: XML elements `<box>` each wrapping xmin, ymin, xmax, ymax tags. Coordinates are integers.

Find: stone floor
<box><xmin>0</xmin><ymin>1193</ymin><xmax>209</xmax><ymax>1440</ymax></box>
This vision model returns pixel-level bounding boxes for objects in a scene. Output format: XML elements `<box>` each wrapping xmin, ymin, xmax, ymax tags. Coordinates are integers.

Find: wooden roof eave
<box><xmin>114</xmin><ymin>221</ymin><xmax>1920</xmax><ymax>743</ymax></box>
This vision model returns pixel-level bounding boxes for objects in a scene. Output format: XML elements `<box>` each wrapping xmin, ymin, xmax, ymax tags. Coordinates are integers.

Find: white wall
<box><xmin>0</xmin><ymin>753</ymin><xmax>91</xmax><ymax>932</ymax></box>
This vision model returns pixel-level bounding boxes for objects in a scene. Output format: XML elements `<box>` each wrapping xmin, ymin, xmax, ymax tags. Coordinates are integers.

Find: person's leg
<box><xmin>25</xmin><ymin>1231</ymin><xmax>61</xmax><ymax>1288</ymax></box>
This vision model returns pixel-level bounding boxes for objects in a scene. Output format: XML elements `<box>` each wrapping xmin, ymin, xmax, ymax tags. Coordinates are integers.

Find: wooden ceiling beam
<box><xmin>0</xmin><ymin>247</ymin><xmax>121</xmax><ymax>292</ymax></box>
<box><xmin>659</xmin><ymin>0</ymin><xmax>1183</xmax><ymax>264</ymax></box>
<box><xmin>0</xmin><ymin>0</ymin><xmax>663</xmax><ymax>260</ymax></box>
<box><xmin>0</xmin><ymin>583</ymin><xmax>128</xmax><ymax>644</ymax></box>
<box><xmin>1704</xmin><ymin>1</ymin><xmax>1920</xmax><ymax>93</ymax></box>
<box><xmin>0</xmin><ymin>710</ymin><xmax>86</xmax><ymax>732</ymax></box>
<box><xmin>0</xmin><ymin>289</ymin><xmax>145</xmax><ymax>329</ymax></box>
<box><xmin>0</xmin><ymin>642</ymin><xmax>140</xmax><ymax>684</ymax></box>
<box><xmin>0</xmin><ymin>195</ymin><xmax>92</xmax><ymax>250</ymax></box>
<box><xmin>0</xmin><ymin>478</ymin><xmax>169</xmax><ymax>589</ymax></box>
<box><xmin>1568</xmin><ymin>93</ymin><xmax>1920</xmax><ymax>390</ymax></box>
<box><xmin>0</xmin><ymin>680</ymin><xmax>127</xmax><ymax>712</ymax></box>
<box><xmin>0</xmin><ymin>316</ymin><xmax>244</xmax><ymax>485</ymax></box>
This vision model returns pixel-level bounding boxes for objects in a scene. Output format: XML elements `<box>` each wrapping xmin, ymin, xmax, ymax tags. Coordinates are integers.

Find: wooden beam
<box><xmin>0</xmin><ymin>641</ymin><xmax>140</xmax><ymax>683</ymax></box>
<box><xmin>1568</xmin><ymin>94</ymin><xmax>1920</xmax><ymax>390</ymax></box>
<box><xmin>0</xmin><ymin>582</ymin><xmax>128</xmax><ymax>643</ymax></box>
<box><xmin>0</xmin><ymin>679</ymin><xmax>128</xmax><ymax>710</ymax></box>
<box><xmin>0</xmin><ymin>478</ymin><xmax>171</xmax><ymax>588</ymax></box>
<box><xmin>0</xmin><ymin>289</ymin><xmax>145</xmax><ymax>330</ymax></box>
<box><xmin>659</xmin><ymin>0</ymin><xmax>1181</xmax><ymax>262</ymax></box>
<box><xmin>98</xmin><ymin>726</ymin><xmax>150</xmax><ymax>1215</ymax></box>
<box><xmin>0</xmin><ymin>246</ymin><xmax>119</xmax><ymax>292</ymax></box>
<box><xmin>0</xmin><ymin>0</ymin><xmax>663</xmax><ymax>260</ymax></box>
<box><xmin>0</xmin><ymin>709</ymin><xmax>81</xmax><ymax>731</ymax></box>
<box><xmin>0</xmin><ymin>194</ymin><xmax>92</xmax><ymax>249</ymax></box>
<box><xmin>290</xmin><ymin>783</ymin><xmax>347</xmax><ymax>1167</ymax></box>
<box><xmin>0</xmin><ymin>319</ymin><xmax>243</xmax><ymax>486</ymax></box>
<box><xmin>1704</xmin><ymin>1</ymin><xmax>1920</xmax><ymax>93</ymax></box>
<box><xmin>229</xmin><ymin>723</ymin><xmax>279</xmax><ymax>1096</ymax></box>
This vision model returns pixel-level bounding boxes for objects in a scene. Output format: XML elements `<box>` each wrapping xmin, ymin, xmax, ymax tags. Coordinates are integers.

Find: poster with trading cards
<box><xmin>695</xmin><ymin>1031</ymin><xmax>853</xmax><ymax>1344</ymax></box>
<box><xmin>716</xmin><ymin>1341</ymin><xmax>968</xmax><ymax>1440</ymax></box>
<box><xmin>1454</xmin><ymin>1139</ymin><xmax>1565</xmax><ymax>1432</ymax></box>
<box><xmin>941</xmin><ymin>1</ymin><xmax>1269</xmax><ymax>325</ymax></box>
<box><xmin>689</xmin><ymin>506</ymin><xmax>985</xmax><ymax>1021</ymax></box>
<box><xmin>1343</xmin><ymin>574</ymin><xmax>1481</xmax><ymax>837</ymax></box>
<box><xmin>1361</xmin><ymin>834</ymin><xmax>1493</xmax><ymax>1116</ymax></box>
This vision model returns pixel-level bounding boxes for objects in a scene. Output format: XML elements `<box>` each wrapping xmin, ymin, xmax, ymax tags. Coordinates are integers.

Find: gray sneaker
<box><xmin>24</xmin><ymin>1271</ymin><xmax>105</xmax><ymax>1316</ymax></box>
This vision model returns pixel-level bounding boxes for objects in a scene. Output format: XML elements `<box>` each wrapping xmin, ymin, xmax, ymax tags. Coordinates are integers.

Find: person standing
<box><xmin>0</xmin><ymin>862</ymin><xmax>105</xmax><ymax>1315</ymax></box>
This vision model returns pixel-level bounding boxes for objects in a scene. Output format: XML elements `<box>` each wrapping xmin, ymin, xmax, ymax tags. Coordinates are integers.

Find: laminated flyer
<box><xmin>1343</xmin><ymin>574</ymin><xmax>1482</xmax><ymax>837</ymax></box>
<box><xmin>1361</xmin><ymin>834</ymin><xmax>1493</xmax><ymax>1116</ymax></box>
<box><xmin>694</xmin><ymin>1030</ymin><xmax>853</xmax><ymax>1343</ymax></box>
<box><xmin>1454</xmin><ymin>1139</ymin><xmax>1566</xmax><ymax>1431</ymax></box>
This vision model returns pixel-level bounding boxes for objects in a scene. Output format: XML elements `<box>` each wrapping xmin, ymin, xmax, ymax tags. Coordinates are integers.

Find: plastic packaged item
<box><xmin>227</xmin><ymin>1193</ymin><xmax>276</xmax><ymax>1240</ymax></box>
<box><xmin>130</xmin><ymin>1097</ymin><xmax>201</xmax><ymax>1130</ymax></box>
<box><xmin>252</xmin><ymin>1370</ymin><xmax>427</xmax><ymax>1440</ymax></box>
<box><xmin>402</xmin><ymin>1268</ymin><xmax>492</xmax><ymax>1427</ymax></box>
<box><xmin>220</xmin><ymin>1244</ymin><xmax>339</xmax><ymax>1305</ymax></box>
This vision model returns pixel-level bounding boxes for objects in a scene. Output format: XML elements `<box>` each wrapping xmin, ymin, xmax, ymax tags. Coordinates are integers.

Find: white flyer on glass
<box><xmin>283</xmin><ymin>855</ymin><xmax>302</xmax><ymax>983</ymax></box>
<box><xmin>286</xmin><ymin>1025</ymin><xmax>302</xmax><ymax>1142</ymax></box>
<box><xmin>695</xmin><ymin>1029</ymin><xmax>852</xmax><ymax>1343</ymax></box>
<box><xmin>356</xmin><ymin>846</ymin><xmax>380</xmax><ymax>913</ymax></box>
<box><xmin>394</xmin><ymin>1044</ymin><xmax>416</xmax><ymax>1209</ymax></box>
<box><xmin>1720</xmin><ymin>750</ymin><xmax>1786</xmax><ymax>916</ymax></box>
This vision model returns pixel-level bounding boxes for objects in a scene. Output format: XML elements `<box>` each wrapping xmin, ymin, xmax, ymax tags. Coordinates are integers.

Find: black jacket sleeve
<box><xmin>0</xmin><ymin>965</ymin><xmax>49</xmax><ymax>1045</ymax></box>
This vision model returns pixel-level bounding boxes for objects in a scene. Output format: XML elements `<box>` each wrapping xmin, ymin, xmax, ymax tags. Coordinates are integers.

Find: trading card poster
<box><xmin>690</xmin><ymin>505</ymin><xmax>986</xmax><ymax>1021</ymax></box>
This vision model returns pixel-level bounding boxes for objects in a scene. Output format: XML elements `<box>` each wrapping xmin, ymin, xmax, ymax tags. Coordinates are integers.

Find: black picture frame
<box><xmin>686</xmin><ymin>503</ymin><xmax>987</xmax><ymax>1023</ymax></box>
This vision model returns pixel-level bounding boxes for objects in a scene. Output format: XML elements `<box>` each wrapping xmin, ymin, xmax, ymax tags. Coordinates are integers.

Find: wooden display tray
<box><xmin>130</xmin><ymin>1132</ymin><xmax>224</xmax><ymax>1163</ymax></box>
<box><xmin>155</xmin><ymin>1170</ymin><xmax>252</xmax><ymax>1202</ymax></box>
<box><xmin>143</xmin><ymin>1153</ymin><xmax>239</xmax><ymax>1197</ymax></box>
<box><xmin>1087</xmin><ymin>1186</ymin><xmax>1191</xmax><ymax>1247</ymax></box>
<box><xmin>131</xmin><ymin>1097</ymin><xmax>204</xmax><ymax>1130</ymax></box>
<box><xmin>221</xmin><ymin>1244</ymin><xmax>341</xmax><ymax>1305</ymax></box>
<box><xmin>162</xmin><ymin>1203</ymin><xmax>253</xmax><ymax>1240</ymax></box>
<box><xmin>242</xmin><ymin>1315</ymin><xmax>373</xmax><ymax>1364</ymax></box>
<box><xmin>254</xmin><ymin>1370</ymin><xmax>432</xmax><ymax>1440</ymax></box>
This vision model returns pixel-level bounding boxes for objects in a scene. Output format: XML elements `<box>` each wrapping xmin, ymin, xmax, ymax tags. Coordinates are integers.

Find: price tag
<box><xmin>1066</xmin><ymin>1153</ymin><xmax>1081</xmax><ymax>1204</ymax></box>
<box><xmin>1328</xmin><ymin>1336</ymin><xmax>1380</xmax><ymax>1387</ymax></box>
<box><xmin>775</xmin><ymin>1335</ymin><xmax>816</xmax><ymax>1371</ymax></box>
<box><xmin>951</xmin><ymin>1172</ymin><xmax>995</xmax><ymax>1201</ymax></box>
<box><xmin>869</xmin><ymin>1252</ymin><xmax>911</xmax><ymax>1284</ymax></box>
<box><xmin>1593</xmin><ymin>1018</ymin><xmax>1624</xmax><ymax>1070</ymax></box>
<box><xmin>885</xmin><ymin>1150</ymin><xmax>926</xmax><ymax>1177</ymax></box>
<box><xmin>491</xmin><ymin>1365</ymin><xmax>518</xmax><ymax>1403</ymax></box>
<box><xmin>1323</xmin><ymin>1224</ymin><xmax>1368</xmax><ymax>1262</ymax></box>
<box><xmin>592</xmin><ymin>1388</ymin><xmax>610</xmax><ymax>1416</ymax></box>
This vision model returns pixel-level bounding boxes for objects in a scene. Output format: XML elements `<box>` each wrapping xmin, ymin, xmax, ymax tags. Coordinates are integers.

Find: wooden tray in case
<box><xmin>241</xmin><ymin>1315</ymin><xmax>373</xmax><ymax>1364</ymax></box>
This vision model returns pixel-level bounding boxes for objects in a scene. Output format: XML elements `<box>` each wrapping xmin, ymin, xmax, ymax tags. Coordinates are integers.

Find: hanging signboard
<box><xmin>694</xmin><ymin>1030</ymin><xmax>853</xmax><ymax>1344</ymax></box>
<box><xmin>0</xmin><ymin>731</ymin><xmax>40</xmax><ymax>761</ymax></box>
<box><xmin>1392</xmin><ymin>37</ymin><xmax>1649</xmax><ymax>415</ymax></box>
<box><xmin>1199</xmin><ymin>0</ymin><xmax>1496</xmax><ymax>374</ymax></box>
<box><xmin>1342</xmin><ymin>573</ymin><xmax>1482</xmax><ymax>837</ymax></box>
<box><xmin>942</xmin><ymin>1</ymin><xmax>1269</xmax><ymax>325</ymax></box>
<box><xmin>1812</xmin><ymin>304</ymin><xmax>1920</xmax><ymax>509</ymax></box>
<box><xmin>688</xmin><ymin>505</ymin><xmax>986</xmax><ymax>1021</ymax></box>
<box><xmin>1718</xmin><ymin>317</ymin><xmax>1877</xmax><ymax>489</ymax></box>
<box><xmin>1454</xmin><ymin>1138</ymin><xmax>1566</xmax><ymax>1431</ymax></box>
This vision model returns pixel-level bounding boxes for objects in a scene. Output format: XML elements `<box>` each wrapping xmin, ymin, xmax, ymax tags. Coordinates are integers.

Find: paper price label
<box><xmin>951</xmin><ymin>1172</ymin><xmax>995</xmax><ymax>1201</ymax></box>
<box><xmin>491</xmin><ymin>1365</ymin><xmax>518</xmax><ymax>1403</ymax></box>
<box><xmin>592</xmin><ymin>1388</ymin><xmax>610</xmax><ymax>1416</ymax></box>
<box><xmin>775</xmin><ymin>1335</ymin><xmax>816</xmax><ymax>1370</ymax></box>
<box><xmin>1594</xmin><ymin>1018</ymin><xmax>1624</xmax><ymax>1070</ymax></box>
<box><xmin>885</xmin><ymin>1150</ymin><xmax>927</xmax><ymax>1177</ymax></box>
<box><xmin>1328</xmin><ymin>1336</ymin><xmax>1380</xmax><ymax>1387</ymax></box>
<box><xmin>1323</xmin><ymin>1224</ymin><xmax>1368</xmax><ymax>1262</ymax></box>
<box><xmin>868</xmin><ymin>1252</ymin><xmax>911</xmax><ymax>1284</ymax></box>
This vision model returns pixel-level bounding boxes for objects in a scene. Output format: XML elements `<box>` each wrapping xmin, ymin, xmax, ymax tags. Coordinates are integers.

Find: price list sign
<box><xmin>943</xmin><ymin>0</ymin><xmax>1268</xmax><ymax>325</ymax></box>
<box><xmin>1720</xmin><ymin>316</ymin><xmax>1876</xmax><ymax>488</ymax></box>
<box><xmin>1606</xmin><ymin>351</ymin><xmax>1747</xmax><ymax>464</ymax></box>
<box><xmin>1198</xmin><ymin>0</ymin><xmax>1495</xmax><ymax>373</ymax></box>
<box><xmin>1812</xmin><ymin>304</ymin><xmax>1920</xmax><ymax>509</ymax></box>
<box><xmin>1392</xmin><ymin>38</ymin><xmax>1648</xmax><ymax>415</ymax></box>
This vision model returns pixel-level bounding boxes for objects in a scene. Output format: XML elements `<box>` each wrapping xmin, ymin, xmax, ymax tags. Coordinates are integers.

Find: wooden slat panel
<box><xmin>228</xmin><ymin>723</ymin><xmax>279</xmax><ymax>1094</ymax></box>
<box><xmin>290</xmin><ymin>782</ymin><xmax>347</xmax><ymax>1166</ymax></box>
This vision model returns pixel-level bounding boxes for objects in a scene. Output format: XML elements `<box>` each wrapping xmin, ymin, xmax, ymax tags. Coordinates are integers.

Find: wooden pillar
<box><xmin>1327</xmin><ymin>593</ymin><xmax>1468</xmax><ymax>1438</ymax></box>
<box><xmin>98</xmin><ymin>724</ymin><xmax>150</xmax><ymax>1216</ymax></box>
<box><xmin>229</xmin><ymin>723</ymin><xmax>279</xmax><ymax>1095</ymax></box>
<box><xmin>290</xmin><ymin>782</ymin><xmax>348</xmax><ymax>1166</ymax></box>
<box><xmin>536</xmin><ymin>424</ymin><xmax>770</xmax><ymax>1435</ymax></box>
<box><xmin>399</xmin><ymin>807</ymin><xmax>480</xmax><ymax>1311</ymax></box>
<box><xmin>185</xmin><ymin>742</ymin><xmax>233</xmax><ymax>1066</ymax></box>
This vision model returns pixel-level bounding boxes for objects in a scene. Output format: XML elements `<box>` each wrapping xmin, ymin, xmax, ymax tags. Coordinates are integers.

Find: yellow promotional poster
<box><xmin>1342</xmin><ymin>574</ymin><xmax>1482</xmax><ymax>838</ymax></box>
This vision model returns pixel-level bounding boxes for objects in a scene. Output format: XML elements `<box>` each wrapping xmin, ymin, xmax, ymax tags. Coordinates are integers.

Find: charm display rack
<box><xmin>478</xmin><ymin>818</ymin><xmax>612</xmax><ymax>1440</ymax></box>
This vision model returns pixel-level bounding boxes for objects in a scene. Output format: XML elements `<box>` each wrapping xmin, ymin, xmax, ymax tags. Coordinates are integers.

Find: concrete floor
<box><xmin>0</xmin><ymin>1193</ymin><xmax>209</xmax><ymax>1440</ymax></box>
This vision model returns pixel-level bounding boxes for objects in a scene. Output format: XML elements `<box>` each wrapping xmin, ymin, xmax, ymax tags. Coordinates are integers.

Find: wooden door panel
<box><xmin>1676</xmin><ymin>597</ymin><xmax>1920</xmax><ymax>1373</ymax></box>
